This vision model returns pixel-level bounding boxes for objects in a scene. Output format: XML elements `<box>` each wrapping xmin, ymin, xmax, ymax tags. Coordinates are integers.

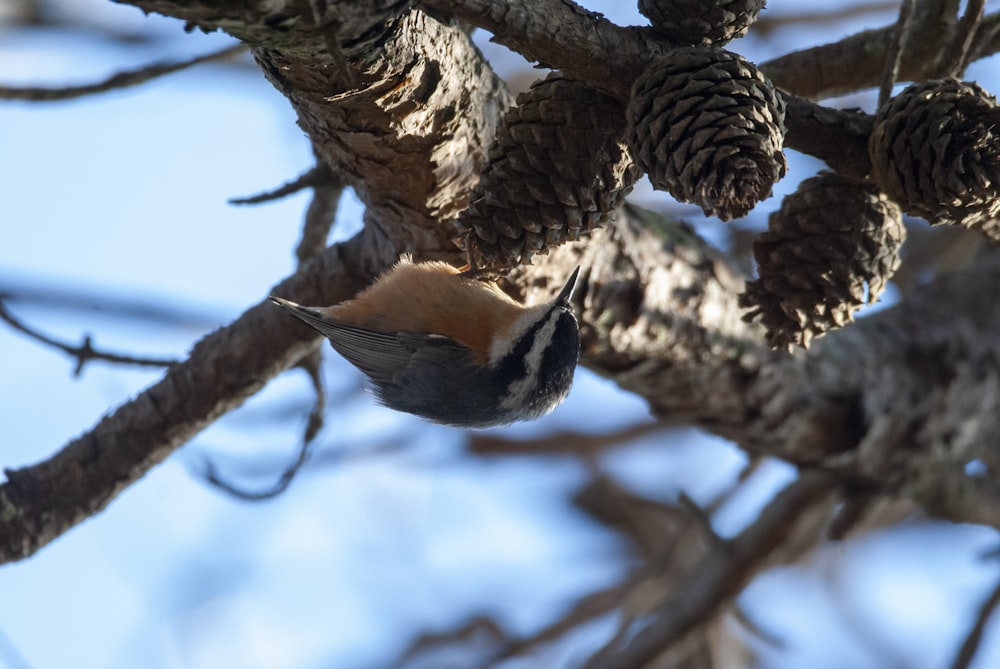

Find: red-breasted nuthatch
<box><xmin>269</xmin><ymin>258</ymin><xmax>581</xmax><ymax>428</ymax></box>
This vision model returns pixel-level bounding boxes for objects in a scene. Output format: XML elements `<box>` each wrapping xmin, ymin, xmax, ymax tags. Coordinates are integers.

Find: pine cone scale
<box><xmin>739</xmin><ymin>172</ymin><xmax>906</xmax><ymax>350</ymax></box>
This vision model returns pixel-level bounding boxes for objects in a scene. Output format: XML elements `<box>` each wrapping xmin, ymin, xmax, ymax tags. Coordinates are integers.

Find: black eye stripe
<box><xmin>496</xmin><ymin>308</ymin><xmax>559</xmax><ymax>378</ymax></box>
<box><xmin>495</xmin><ymin>309</ymin><xmax>579</xmax><ymax>397</ymax></box>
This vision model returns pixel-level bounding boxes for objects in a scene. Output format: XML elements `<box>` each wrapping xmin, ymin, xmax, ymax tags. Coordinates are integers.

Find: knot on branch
<box><xmin>626</xmin><ymin>46</ymin><xmax>787</xmax><ymax>221</ymax></box>
<box><xmin>638</xmin><ymin>0</ymin><xmax>765</xmax><ymax>46</ymax></box>
<box><xmin>869</xmin><ymin>78</ymin><xmax>1000</xmax><ymax>236</ymax></box>
<box><xmin>739</xmin><ymin>172</ymin><xmax>905</xmax><ymax>351</ymax></box>
<box><xmin>457</xmin><ymin>73</ymin><xmax>639</xmax><ymax>277</ymax></box>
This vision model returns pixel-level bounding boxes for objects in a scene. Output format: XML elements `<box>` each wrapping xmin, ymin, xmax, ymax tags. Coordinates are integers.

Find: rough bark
<box><xmin>3</xmin><ymin>0</ymin><xmax>1000</xmax><ymax>572</ymax></box>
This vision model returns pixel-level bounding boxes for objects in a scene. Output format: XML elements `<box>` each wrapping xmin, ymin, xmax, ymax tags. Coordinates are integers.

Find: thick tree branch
<box><xmin>5</xmin><ymin>201</ymin><xmax>1000</xmax><ymax>562</ymax></box>
<box><xmin>418</xmin><ymin>0</ymin><xmax>1000</xmax><ymax>101</ymax></box>
<box><xmin>418</xmin><ymin>0</ymin><xmax>1000</xmax><ymax>178</ymax></box>
<box><xmin>760</xmin><ymin>2</ymin><xmax>1000</xmax><ymax>98</ymax></box>
<box><xmin>249</xmin><ymin>8</ymin><xmax>510</xmax><ymax>252</ymax></box>
<box><xmin>520</xmin><ymin>207</ymin><xmax>1000</xmax><ymax>530</ymax></box>
<box><xmin>122</xmin><ymin>0</ymin><xmax>508</xmax><ymax>255</ymax></box>
<box><xmin>0</xmin><ymin>0</ymin><xmax>985</xmax><ymax>566</ymax></box>
<box><xmin>0</xmin><ymin>236</ymin><xmax>373</xmax><ymax>563</ymax></box>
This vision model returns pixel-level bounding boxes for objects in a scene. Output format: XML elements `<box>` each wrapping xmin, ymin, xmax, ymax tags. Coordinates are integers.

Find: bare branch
<box><xmin>204</xmin><ymin>167</ymin><xmax>346</xmax><ymax>499</ymax></box>
<box><xmin>582</xmin><ymin>471</ymin><xmax>839</xmax><ymax>669</ymax></box>
<box><xmin>294</xmin><ymin>167</ymin><xmax>345</xmax><ymax>264</ymax></box>
<box><xmin>202</xmin><ymin>439</ymin><xmax>313</xmax><ymax>502</ymax></box>
<box><xmin>394</xmin><ymin>615</ymin><xmax>507</xmax><ymax>668</ymax></box>
<box><xmin>949</xmin><ymin>577</ymin><xmax>1000</xmax><ymax>669</ymax></box>
<box><xmin>938</xmin><ymin>0</ymin><xmax>986</xmax><ymax>77</ymax></box>
<box><xmin>494</xmin><ymin>583</ymin><xmax>631</xmax><ymax>663</ymax></box>
<box><xmin>467</xmin><ymin>421</ymin><xmax>666</xmax><ymax>459</ymax></box>
<box><xmin>0</xmin><ymin>280</ymin><xmax>218</xmax><ymax>327</ymax></box>
<box><xmin>0</xmin><ymin>236</ymin><xmax>373</xmax><ymax>563</ymax></box>
<box><xmin>228</xmin><ymin>165</ymin><xmax>334</xmax><ymax>206</ymax></box>
<box><xmin>201</xmin><ymin>358</ymin><xmax>325</xmax><ymax>501</ymax></box>
<box><xmin>760</xmin><ymin>7</ymin><xmax>1000</xmax><ymax>98</ymax></box>
<box><xmin>752</xmin><ymin>2</ymin><xmax>901</xmax><ymax>36</ymax></box>
<box><xmin>0</xmin><ymin>44</ymin><xmax>245</xmax><ymax>101</ymax></box>
<box><xmin>878</xmin><ymin>0</ymin><xmax>915</xmax><ymax>108</ymax></box>
<box><xmin>0</xmin><ymin>298</ymin><xmax>177</xmax><ymax>376</ymax></box>
<box><xmin>419</xmin><ymin>0</ymin><xmax>1000</xmax><ymax>100</ymax></box>
<box><xmin>573</xmin><ymin>476</ymin><xmax>691</xmax><ymax>562</ymax></box>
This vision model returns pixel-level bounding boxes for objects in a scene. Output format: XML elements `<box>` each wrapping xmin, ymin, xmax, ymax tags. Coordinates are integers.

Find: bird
<box><xmin>269</xmin><ymin>258</ymin><xmax>581</xmax><ymax>428</ymax></box>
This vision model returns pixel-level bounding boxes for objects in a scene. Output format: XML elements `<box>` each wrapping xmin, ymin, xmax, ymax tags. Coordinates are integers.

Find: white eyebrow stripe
<box><xmin>487</xmin><ymin>303</ymin><xmax>550</xmax><ymax>366</ymax></box>
<box><xmin>499</xmin><ymin>309</ymin><xmax>561</xmax><ymax>411</ymax></box>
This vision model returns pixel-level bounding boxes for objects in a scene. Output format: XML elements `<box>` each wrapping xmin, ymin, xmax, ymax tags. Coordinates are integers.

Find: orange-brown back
<box><xmin>321</xmin><ymin>260</ymin><xmax>527</xmax><ymax>364</ymax></box>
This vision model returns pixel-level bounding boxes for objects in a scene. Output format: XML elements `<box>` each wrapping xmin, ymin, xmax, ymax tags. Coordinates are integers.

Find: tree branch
<box><xmin>0</xmin><ymin>236</ymin><xmax>373</xmax><ymax>563</ymax></box>
<box><xmin>228</xmin><ymin>164</ymin><xmax>333</xmax><ymax>206</ymax></box>
<box><xmin>4</xmin><ymin>0</ymin><xmax>995</xmax><ymax>567</ymax></box>
<box><xmin>202</xmin><ymin>166</ymin><xmax>345</xmax><ymax>500</ymax></box>
<box><xmin>582</xmin><ymin>470</ymin><xmax>839</xmax><ymax>669</ymax></box>
<box><xmin>522</xmin><ymin>207</ymin><xmax>1000</xmax><ymax>531</ymax></box>
<box><xmin>0</xmin><ymin>43</ymin><xmax>245</xmax><ymax>101</ymax></box>
<box><xmin>950</xmin><ymin>576</ymin><xmax>1000</xmax><ymax>669</ymax></box>
<box><xmin>0</xmin><ymin>299</ymin><xmax>177</xmax><ymax>375</ymax></box>
<box><xmin>418</xmin><ymin>0</ymin><xmax>1000</xmax><ymax>176</ymax></box>
<box><xmin>6</xmin><ymin>206</ymin><xmax>1000</xmax><ymax>561</ymax></box>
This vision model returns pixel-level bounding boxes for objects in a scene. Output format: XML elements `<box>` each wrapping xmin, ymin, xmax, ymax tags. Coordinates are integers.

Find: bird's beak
<box><xmin>556</xmin><ymin>266</ymin><xmax>581</xmax><ymax>307</ymax></box>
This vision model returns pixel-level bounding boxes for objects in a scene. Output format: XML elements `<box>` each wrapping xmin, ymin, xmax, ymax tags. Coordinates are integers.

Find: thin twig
<box><xmin>204</xmin><ymin>165</ymin><xmax>344</xmax><ymax>499</ymax></box>
<box><xmin>199</xmin><ymin>439</ymin><xmax>405</xmax><ymax>501</ymax></box>
<box><xmin>879</xmin><ymin>0</ymin><xmax>915</xmax><ymax>108</ymax></box>
<box><xmin>0</xmin><ymin>44</ymin><xmax>245</xmax><ymax>102</ymax></box>
<box><xmin>298</xmin><ymin>351</ymin><xmax>327</xmax><ymax>443</ymax></box>
<box><xmin>395</xmin><ymin>615</ymin><xmax>507</xmax><ymax>667</ymax></box>
<box><xmin>938</xmin><ymin>0</ymin><xmax>986</xmax><ymax>77</ymax></box>
<box><xmin>494</xmin><ymin>582</ymin><xmax>632</xmax><ymax>662</ymax></box>
<box><xmin>228</xmin><ymin>165</ymin><xmax>334</xmax><ymax>206</ymax></box>
<box><xmin>949</xmin><ymin>576</ymin><xmax>1000</xmax><ymax>669</ymax></box>
<box><xmin>0</xmin><ymin>281</ymin><xmax>218</xmax><ymax>327</ymax></box>
<box><xmin>981</xmin><ymin>543</ymin><xmax>1000</xmax><ymax>561</ymax></box>
<box><xmin>295</xmin><ymin>166</ymin><xmax>345</xmax><ymax>263</ymax></box>
<box><xmin>0</xmin><ymin>299</ymin><xmax>176</xmax><ymax>376</ymax></box>
<box><xmin>203</xmin><ymin>435</ymin><xmax>315</xmax><ymax>501</ymax></box>
<box><xmin>573</xmin><ymin>475</ymin><xmax>691</xmax><ymax>562</ymax></box>
<box><xmin>203</xmin><ymin>353</ymin><xmax>329</xmax><ymax>502</ymax></box>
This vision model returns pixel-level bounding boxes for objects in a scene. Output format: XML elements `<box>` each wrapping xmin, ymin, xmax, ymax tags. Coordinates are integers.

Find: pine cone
<box><xmin>627</xmin><ymin>47</ymin><xmax>786</xmax><ymax>221</ymax></box>
<box><xmin>458</xmin><ymin>74</ymin><xmax>640</xmax><ymax>276</ymax></box>
<box><xmin>739</xmin><ymin>172</ymin><xmax>905</xmax><ymax>351</ymax></box>
<box><xmin>638</xmin><ymin>0</ymin><xmax>765</xmax><ymax>46</ymax></box>
<box><xmin>869</xmin><ymin>79</ymin><xmax>1000</xmax><ymax>234</ymax></box>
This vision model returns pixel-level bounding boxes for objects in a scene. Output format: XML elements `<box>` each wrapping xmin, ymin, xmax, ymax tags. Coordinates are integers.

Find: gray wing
<box><xmin>271</xmin><ymin>297</ymin><xmax>511</xmax><ymax>426</ymax></box>
<box><xmin>332</xmin><ymin>328</ymin><xmax>514</xmax><ymax>428</ymax></box>
<box><xmin>269</xmin><ymin>298</ymin><xmax>404</xmax><ymax>379</ymax></box>
<box><xmin>269</xmin><ymin>297</ymin><xmax>469</xmax><ymax>382</ymax></box>
<box><xmin>328</xmin><ymin>327</ymin><xmax>463</xmax><ymax>384</ymax></box>
<box><xmin>377</xmin><ymin>333</ymin><xmax>514</xmax><ymax>428</ymax></box>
